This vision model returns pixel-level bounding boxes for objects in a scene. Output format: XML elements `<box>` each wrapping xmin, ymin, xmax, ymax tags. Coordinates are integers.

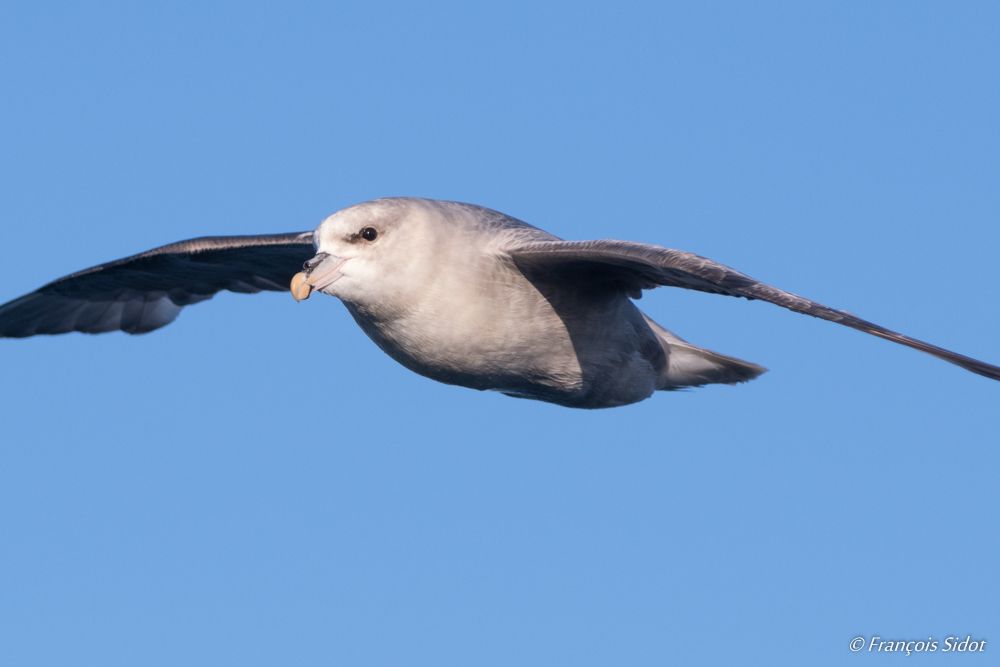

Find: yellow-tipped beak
<box><xmin>289</xmin><ymin>253</ymin><xmax>348</xmax><ymax>302</ymax></box>
<box><xmin>290</xmin><ymin>271</ymin><xmax>313</xmax><ymax>302</ymax></box>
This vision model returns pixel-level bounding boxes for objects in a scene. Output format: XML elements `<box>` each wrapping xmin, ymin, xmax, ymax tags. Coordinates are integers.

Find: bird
<box><xmin>1</xmin><ymin>197</ymin><xmax>997</xmax><ymax>408</ymax></box>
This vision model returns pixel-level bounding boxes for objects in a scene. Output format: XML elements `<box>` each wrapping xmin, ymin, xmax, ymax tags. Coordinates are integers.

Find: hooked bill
<box><xmin>290</xmin><ymin>272</ymin><xmax>313</xmax><ymax>302</ymax></box>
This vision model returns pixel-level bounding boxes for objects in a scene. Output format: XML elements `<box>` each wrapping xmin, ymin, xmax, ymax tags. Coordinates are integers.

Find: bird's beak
<box><xmin>290</xmin><ymin>253</ymin><xmax>348</xmax><ymax>302</ymax></box>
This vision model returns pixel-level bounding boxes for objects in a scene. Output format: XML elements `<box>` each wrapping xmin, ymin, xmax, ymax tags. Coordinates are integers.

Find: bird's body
<box><xmin>348</xmin><ymin>254</ymin><xmax>667</xmax><ymax>408</ymax></box>
<box><xmin>1</xmin><ymin>197</ymin><xmax>996</xmax><ymax>408</ymax></box>
<box><xmin>305</xmin><ymin>199</ymin><xmax>763</xmax><ymax>407</ymax></box>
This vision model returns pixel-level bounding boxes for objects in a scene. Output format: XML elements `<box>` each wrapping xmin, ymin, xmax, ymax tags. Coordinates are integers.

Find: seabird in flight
<box><xmin>1</xmin><ymin>197</ymin><xmax>997</xmax><ymax>408</ymax></box>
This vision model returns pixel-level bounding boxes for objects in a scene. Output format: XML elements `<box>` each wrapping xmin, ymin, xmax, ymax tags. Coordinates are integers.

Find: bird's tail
<box><xmin>641</xmin><ymin>313</ymin><xmax>768</xmax><ymax>389</ymax></box>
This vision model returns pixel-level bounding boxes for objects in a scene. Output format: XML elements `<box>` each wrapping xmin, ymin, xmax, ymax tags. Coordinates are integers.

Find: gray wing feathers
<box><xmin>0</xmin><ymin>290</ymin><xmax>187</xmax><ymax>337</ymax></box>
<box><xmin>509</xmin><ymin>239</ymin><xmax>1000</xmax><ymax>382</ymax></box>
<box><xmin>0</xmin><ymin>232</ymin><xmax>314</xmax><ymax>338</ymax></box>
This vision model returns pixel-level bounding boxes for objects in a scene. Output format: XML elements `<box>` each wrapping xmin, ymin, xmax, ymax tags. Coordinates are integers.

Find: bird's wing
<box><xmin>508</xmin><ymin>239</ymin><xmax>1000</xmax><ymax>382</ymax></box>
<box><xmin>0</xmin><ymin>232</ymin><xmax>315</xmax><ymax>337</ymax></box>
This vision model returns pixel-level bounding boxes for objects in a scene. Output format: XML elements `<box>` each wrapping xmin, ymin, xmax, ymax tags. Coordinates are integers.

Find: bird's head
<box><xmin>290</xmin><ymin>198</ymin><xmax>445</xmax><ymax>317</ymax></box>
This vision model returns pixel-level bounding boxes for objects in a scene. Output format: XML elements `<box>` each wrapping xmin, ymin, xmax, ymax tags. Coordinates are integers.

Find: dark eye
<box><xmin>361</xmin><ymin>227</ymin><xmax>378</xmax><ymax>241</ymax></box>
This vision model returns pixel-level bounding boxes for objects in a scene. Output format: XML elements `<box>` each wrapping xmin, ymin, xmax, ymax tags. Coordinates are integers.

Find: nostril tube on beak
<box><xmin>303</xmin><ymin>254</ymin><xmax>325</xmax><ymax>271</ymax></box>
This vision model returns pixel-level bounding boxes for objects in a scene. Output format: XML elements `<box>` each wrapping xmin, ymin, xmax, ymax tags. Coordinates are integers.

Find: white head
<box><xmin>291</xmin><ymin>198</ymin><xmax>459</xmax><ymax>319</ymax></box>
<box><xmin>290</xmin><ymin>197</ymin><xmax>549</xmax><ymax>320</ymax></box>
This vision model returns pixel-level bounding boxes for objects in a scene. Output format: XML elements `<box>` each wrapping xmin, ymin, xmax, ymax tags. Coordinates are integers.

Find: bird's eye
<box><xmin>361</xmin><ymin>227</ymin><xmax>378</xmax><ymax>241</ymax></box>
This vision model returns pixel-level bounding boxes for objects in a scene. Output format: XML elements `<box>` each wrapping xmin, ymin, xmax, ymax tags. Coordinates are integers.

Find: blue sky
<box><xmin>1</xmin><ymin>2</ymin><xmax>997</xmax><ymax>665</ymax></box>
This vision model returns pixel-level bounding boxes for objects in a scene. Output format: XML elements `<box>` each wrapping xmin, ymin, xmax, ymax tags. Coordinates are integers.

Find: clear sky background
<box><xmin>1</xmin><ymin>2</ymin><xmax>997</xmax><ymax>665</ymax></box>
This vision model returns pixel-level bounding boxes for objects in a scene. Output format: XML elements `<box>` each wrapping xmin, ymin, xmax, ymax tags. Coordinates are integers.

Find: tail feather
<box><xmin>641</xmin><ymin>313</ymin><xmax>767</xmax><ymax>389</ymax></box>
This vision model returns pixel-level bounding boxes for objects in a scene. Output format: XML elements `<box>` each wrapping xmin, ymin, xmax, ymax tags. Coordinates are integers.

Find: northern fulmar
<box><xmin>1</xmin><ymin>197</ymin><xmax>997</xmax><ymax>408</ymax></box>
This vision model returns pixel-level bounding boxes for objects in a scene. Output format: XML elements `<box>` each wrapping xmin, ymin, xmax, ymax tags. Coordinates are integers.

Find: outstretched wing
<box><xmin>0</xmin><ymin>232</ymin><xmax>315</xmax><ymax>337</ymax></box>
<box><xmin>508</xmin><ymin>239</ymin><xmax>1000</xmax><ymax>382</ymax></box>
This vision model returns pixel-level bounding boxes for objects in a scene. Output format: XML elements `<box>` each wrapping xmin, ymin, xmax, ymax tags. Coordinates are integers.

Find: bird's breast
<box><xmin>344</xmin><ymin>266</ymin><xmax>584</xmax><ymax>393</ymax></box>
<box><xmin>341</xmin><ymin>257</ymin><xmax>665</xmax><ymax>408</ymax></box>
